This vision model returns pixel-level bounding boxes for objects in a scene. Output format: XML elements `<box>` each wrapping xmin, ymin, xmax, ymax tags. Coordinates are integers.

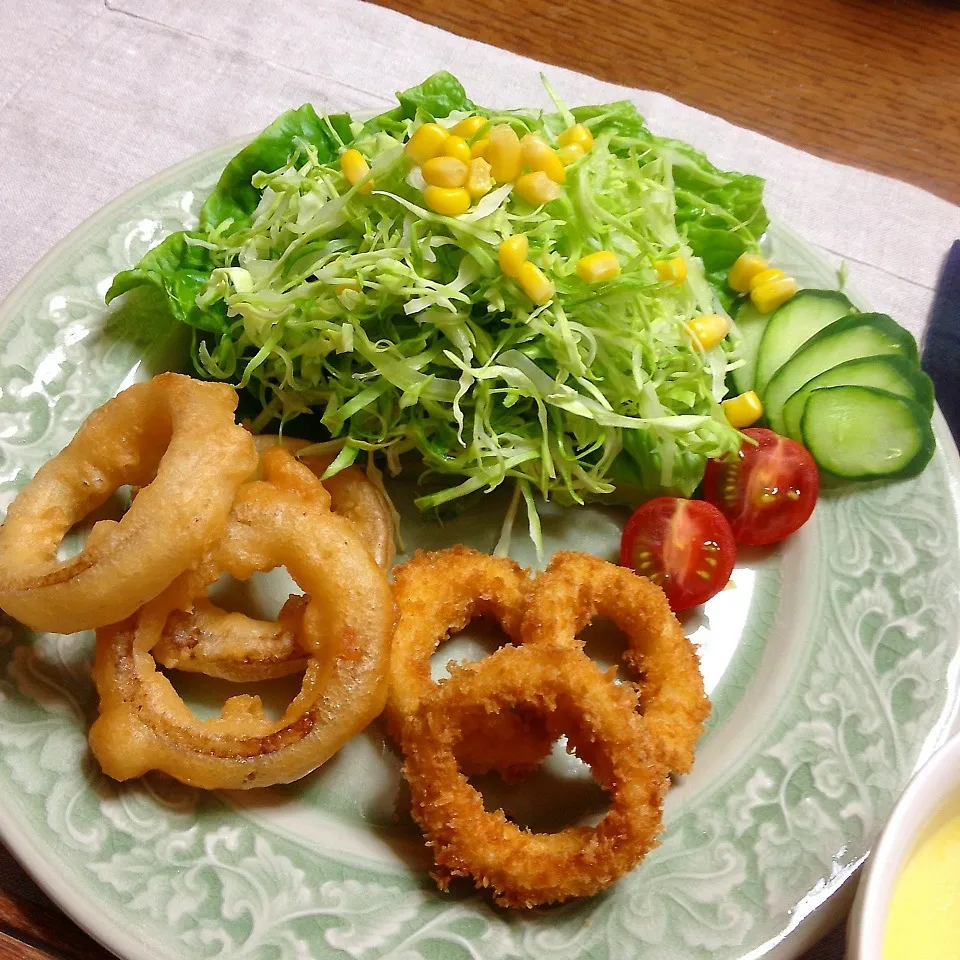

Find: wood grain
<box><xmin>0</xmin><ymin>848</ymin><xmax>111</xmax><ymax>960</ymax></box>
<box><xmin>0</xmin><ymin>929</ymin><xmax>66</xmax><ymax>960</ymax></box>
<box><xmin>370</xmin><ymin>0</ymin><xmax>960</xmax><ymax>204</ymax></box>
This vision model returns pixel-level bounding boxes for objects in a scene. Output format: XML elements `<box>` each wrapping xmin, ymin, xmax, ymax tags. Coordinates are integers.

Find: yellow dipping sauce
<box><xmin>884</xmin><ymin>814</ymin><xmax>960</xmax><ymax>959</ymax></box>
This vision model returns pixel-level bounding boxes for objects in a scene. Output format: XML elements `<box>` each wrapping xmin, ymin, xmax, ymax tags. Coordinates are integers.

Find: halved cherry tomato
<box><xmin>620</xmin><ymin>496</ymin><xmax>736</xmax><ymax>612</ymax></box>
<box><xmin>702</xmin><ymin>427</ymin><xmax>819</xmax><ymax>546</ymax></box>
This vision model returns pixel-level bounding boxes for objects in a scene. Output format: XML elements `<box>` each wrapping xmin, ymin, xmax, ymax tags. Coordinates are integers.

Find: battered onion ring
<box><xmin>386</xmin><ymin>546</ymin><xmax>554</xmax><ymax>782</ymax></box>
<box><xmin>88</xmin><ymin>448</ymin><xmax>394</xmax><ymax>790</ymax></box>
<box><xmin>153</xmin><ymin>594</ymin><xmax>310</xmax><ymax>682</ymax></box>
<box><xmin>403</xmin><ymin>644</ymin><xmax>669</xmax><ymax>908</ymax></box>
<box><xmin>522</xmin><ymin>551</ymin><xmax>709</xmax><ymax>775</ymax></box>
<box><xmin>152</xmin><ymin>435</ymin><xmax>395</xmax><ymax>680</ymax></box>
<box><xmin>250</xmin><ymin>435</ymin><xmax>395</xmax><ymax>570</ymax></box>
<box><xmin>0</xmin><ymin>374</ymin><xmax>257</xmax><ymax>634</ymax></box>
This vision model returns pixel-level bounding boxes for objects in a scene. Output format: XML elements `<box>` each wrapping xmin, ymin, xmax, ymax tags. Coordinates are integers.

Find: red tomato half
<box><xmin>620</xmin><ymin>497</ymin><xmax>736</xmax><ymax>612</ymax></box>
<box><xmin>702</xmin><ymin>427</ymin><xmax>819</xmax><ymax>546</ymax></box>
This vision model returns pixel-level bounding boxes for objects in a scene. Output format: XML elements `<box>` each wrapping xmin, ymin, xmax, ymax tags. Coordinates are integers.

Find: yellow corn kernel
<box><xmin>498</xmin><ymin>235</ymin><xmax>529</xmax><ymax>278</ymax></box>
<box><xmin>404</xmin><ymin>122</ymin><xmax>450</xmax><ymax>164</ymax></box>
<box><xmin>557</xmin><ymin>142</ymin><xmax>586</xmax><ymax>166</ymax></box>
<box><xmin>518</xmin><ymin>261</ymin><xmax>554</xmax><ymax>305</ymax></box>
<box><xmin>340</xmin><ymin>149</ymin><xmax>372</xmax><ymax>193</ymax></box>
<box><xmin>421</xmin><ymin>156</ymin><xmax>469</xmax><ymax>188</ymax></box>
<box><xmin>422</xmin><ymin>186</ymin><xmax>471</xmax><ymax>217</ymax></box>
<box><xmin>520</xmin><ymin>134</ymin><xmax>566</xmax><ymax>184</ymax></box>
<box><xmin>655</xmin><ymin>256</ymin><xmax>687</xmax><ymax>285</ymax></box>
<box><xmin>452</xmin><ymin>115</ymin><xmax>486</xmax><ymax>138</ymax></box>
<box><xmin>466</xmin><ymin>157</ymin><xmax>493</xmax><ymax>201</ymax></box>
<box><xmin>748</xmin><ymin>267</ymin><xmax>785</xmax><ymax>291</ymax></box>
<box><xmin>687</xmin><ymin>313</ymin><xmax>731</xmax><ymax>351</ymax></box>
<box><xmin>513</xmin><ymin>170</ymin><xmax>562</xmax><ymax>206</ymax></box>
<box><xmin>442</xmin><ymin>136</ymin><xmax>472</xmax><ymax>165</ymax></box>
<box><xmin>558</xmin><ymin>123</ymin><xmax>594</xmax><ymax>152</ymax></box>
<box><xmin>470</xmin><ymin>137</ymin><xmax>490</xmax><ymax>159</ymax></box>
<box><xmin>722</xmin><ymin>391</ymin><xmax>764</xmax><ymax>429</ymax></box>
<box><xmin>335</xmin><ymin>282</ymin><xmax>359</xmax><ymax>296</ymax></box>
<box><xmin>727</xmin><ymin>253</ymin><xmax>769</xmax><ymax>293</ymax></box>
<box><xmin>487</xmin><ymin>124</ymin><xmax>523</xmax><ymax>183</ymax></box>
<box><xmin>576</xmin><ymin>250</ymin><xmax>621</xmax><ymax>283</ymax></box>
<box><xmin>751</xmin><ymin>277</ymin><xmax>799</xmax><ymax>313</ymax></box>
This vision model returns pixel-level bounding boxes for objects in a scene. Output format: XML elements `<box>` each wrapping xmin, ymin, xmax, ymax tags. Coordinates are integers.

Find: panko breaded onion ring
<box><xmin>152</xmin><ymin>436</ymin><xmax>396</xmax><ymax>681</ymax></box>
<box><xmin>0</xmin><ymin>374</ymin><xmax>257</xmax><ymax>634</ymax></box>
<box><xmin>522</xmin><ymin>551</ymin><xmax>709</xmax><ymax>775</ymax></box>
<box><xmin>386</xmin><ymin>546</ymin><xmax>554</xmax><ymax>781</ymax></box>
<box><xmin>88</xmin><ymin>448</ymin><xmax>394</xmax><ymax>790</ymax></box>
<box><xmin>250</xmin><ymin>435</ymin><xmax>395</xmax><ymax>570</ymax></box>
<box><xmin>404</xmin><ymin>644</ymin><xmax>669</xmax><ymax>908</ymax></box>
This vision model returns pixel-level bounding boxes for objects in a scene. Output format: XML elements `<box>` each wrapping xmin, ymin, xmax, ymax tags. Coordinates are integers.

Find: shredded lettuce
<box><xmin>106</xmin><ymin>71</ymin><xmax>766</xmax><ymax>530</ymax></box>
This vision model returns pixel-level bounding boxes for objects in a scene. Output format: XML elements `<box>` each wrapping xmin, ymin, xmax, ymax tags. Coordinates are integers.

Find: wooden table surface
<box><xmin>1</xmin><ymin>1</ymin><xmax>957</xmax><ymax>958</ymax></box>
<box><xmin>375</xmin><ymin>0</ymin><xmax>960</xmax><ymax>206</ymax></box>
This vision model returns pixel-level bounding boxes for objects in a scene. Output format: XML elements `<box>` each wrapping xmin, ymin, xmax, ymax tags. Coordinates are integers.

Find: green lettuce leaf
<box><xmin>363</xmin><ymin>71</ymin><xmax>474</xmax><ymax>136</ymax></box>
<box><xmin>664</xmin><ymin>137</ymin><xmax>768</xmax><ymax>296</ymax></box>
<box><xmin>397</xmin><ymin>71</ymin><xmax>473</xmax><ymax>118</ymax></box>
<box><xmin>610</xmin><ymin>431</ymin><xmax>706</xmax><ymax>503</ymax></box>
<box><xmin>105</xmin><ymin>232</ymin><xmax>227</xmax><ymax>333</ymax></box>
<box><xmin>570</xmin><ymin>100</ymin><xmax>650</xmax><ymax>140</ymax></box>
<box><xmin>570</xmin><ymin>100</ymin><xmax>767</xmax><ymax>305</ymax></box>
<box><xmin>199</xmin><ymin>104</ymin><xmax>352</xmax><ymax>231</ymax></box>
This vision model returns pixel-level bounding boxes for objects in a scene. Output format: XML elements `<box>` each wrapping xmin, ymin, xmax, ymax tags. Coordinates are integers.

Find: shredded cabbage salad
<box><xmin>108</xmin><ymin>72</ymin><xmax>768</xmax><ymax>534</ymax></box>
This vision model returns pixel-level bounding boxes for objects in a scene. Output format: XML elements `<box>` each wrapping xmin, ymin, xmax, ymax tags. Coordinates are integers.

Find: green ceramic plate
<box><xmin>0</xmin><ymin>138</ymin><xmax>959</xmax><ymax>960</ymax></box>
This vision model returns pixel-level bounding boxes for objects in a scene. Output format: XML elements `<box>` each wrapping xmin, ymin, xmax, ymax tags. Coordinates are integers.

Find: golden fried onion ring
<box><xmin>522</xmin><ymin>551</ymin><xmax>709</xmax><ymax>775</ymax></box>
<box><xmin>404</xmin><ymin>644</ymin><xmax>669</xmax><ymax>908</ymax></box>
<box><xmin>250</xmin><ymin>435</ymin><xmax>395</xmax><ymax>570</ymax></box>
<box><xmin>154</xmin><ymin>594</ymin><xmax>311</xmax><ymax>682</ymax></box>
<box><xmin>386</xmin><ymin>546</ymin><xmax>554</xmax><ymax>781</ymax></box>
<box><xmin>152</xmin><ymin>435</ymin><xmax>396</xmax><ymax>681</ymax></box>
<box><xmin>0</xmin><ymin>374</ymin><xmax>257</xmax><ymax>634</ymax></box>
<box><xmin>88</xmin><ymin>448</ymin><xmax>394</xmax><ymax>790</ymax></box>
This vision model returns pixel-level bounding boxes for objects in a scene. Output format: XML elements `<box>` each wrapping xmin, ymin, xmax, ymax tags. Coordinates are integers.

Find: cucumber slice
<box><xmin>801</xmin><ymin>385</ymin><xmax>935</xmax><ymax>480</ymax></box>
<box><xmin>782</xmin><ymin>354</ymin><xmax>934</xmax><ymax>441</ymax></box>
<box><xmin>764</xmin><ymin>314</ymin><xmax>919</xmax><ymax>434</ymax></box>
<box><xmin>730</xmin><ymin>300</ymin><xmax>768</xmax><ymax>395</ymax></box>
<box><xmin>754</xmin><ymin>290</ymin><xmax>855</xmax><ymax>396</ymax></box>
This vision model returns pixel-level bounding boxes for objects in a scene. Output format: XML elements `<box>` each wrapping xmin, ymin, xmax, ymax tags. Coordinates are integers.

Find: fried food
<box><xmin>0</xmin><ymin>359</ymin><xmax>704</xmax><ymax>903</ymax></box>
<box><xmin>250</xmin><ymin>435</ymin><xmax>395</xmax><ymax>569</ymax></box>
<box><xmin>0</xmin><ymin>374</ymin><xmax>257</xmax><ymax>634</ymax></box>
<box><xmin>152</xmin><ymin>435</ymin><xmax>396</xmax><ymax>680</ymax></box>
<box><xmin>403</xmin><ymin>643</ymin><xmax>670</xmax><ymax>908</ymax></box>
<box><xmin>88</xmin><ymin>448</ymin><xmax>394</xmax><ymax>790</ymax></box>
<box><xmin>153</xmin><ymin>593</ymin><xmax>311</xmax><ymax>682</ymax></box>
<box><xmin>386</xmin><ymin>546</ymin><xmax>554</xmax><ymax>781</ymax></box>
<box><xmin>521</xmin><ymin>551</ymin><xmax>709</xmax><ymax>775</ymax></box>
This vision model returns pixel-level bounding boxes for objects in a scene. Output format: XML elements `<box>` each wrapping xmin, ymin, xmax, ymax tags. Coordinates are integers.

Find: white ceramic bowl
<box><xmin>848</xmin><ymin>730</ymin><xmax>960</xmax><ymax>958</ymax></box>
